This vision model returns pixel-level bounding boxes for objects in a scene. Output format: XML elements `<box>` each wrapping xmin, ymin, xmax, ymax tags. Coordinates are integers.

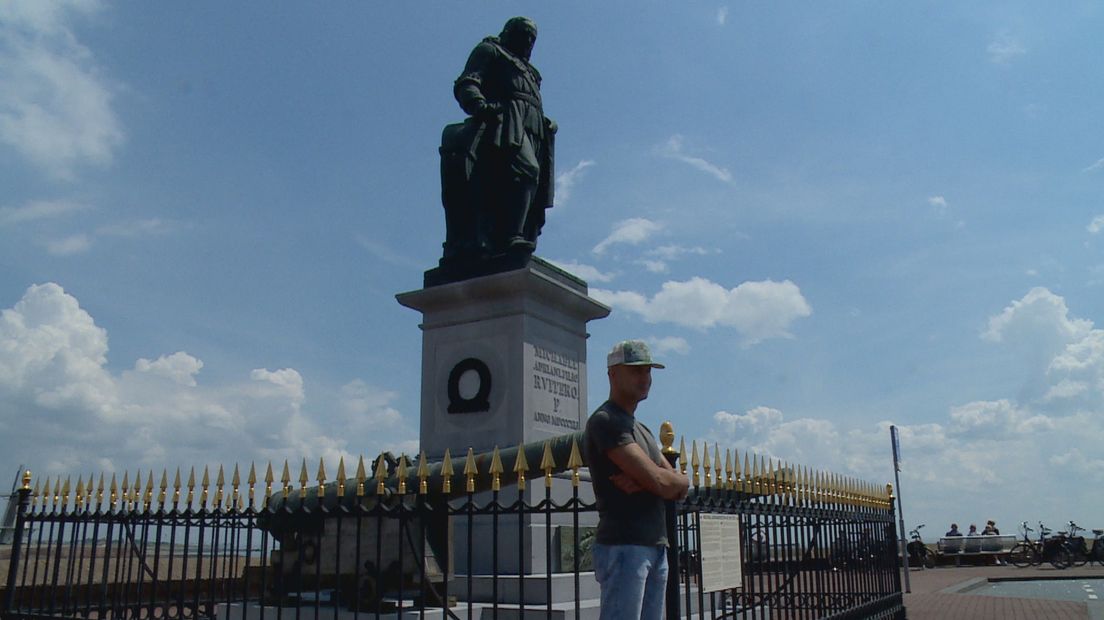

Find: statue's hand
<box><xmin>476</xmin><ymin>101</ymin><xmax>503</xmax><ymax>122</ymax></box>
<box><xmin>545</xmin><ymin>117</ymin><xmax>558</xmax><ymax>134</ymax></box>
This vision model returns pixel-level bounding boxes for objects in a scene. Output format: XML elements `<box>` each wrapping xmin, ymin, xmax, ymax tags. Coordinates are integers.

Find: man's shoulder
<box><xmin>587</xmin><ymin>402</ymin><xmax>636</xmax><ymax>438</ymax></box>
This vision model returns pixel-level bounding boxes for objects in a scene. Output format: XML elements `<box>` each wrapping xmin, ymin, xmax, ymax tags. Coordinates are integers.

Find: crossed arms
<box><xmin>607</xmin><ymin>443</ymin><xmax>690</xmax><ymax>501</ymax></box>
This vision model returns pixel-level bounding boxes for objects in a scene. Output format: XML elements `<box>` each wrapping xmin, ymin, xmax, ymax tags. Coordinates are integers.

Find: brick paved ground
<box><xmin>904</xmin><ymin>563</ymin><xmax>1104</xmax><ymax>619</ymax></box>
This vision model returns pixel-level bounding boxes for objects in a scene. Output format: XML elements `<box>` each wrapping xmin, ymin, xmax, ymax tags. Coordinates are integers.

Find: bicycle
<box><xmin>1008</xmin><ymin>521</ymin><xmax>1071</xmax><ymax>569</ymax></box>
<box><xmin>1089</xmin><ymin>528</ymin><xmax>1104</xmax><ymax>566</ymax></box>
<box><xmin>906</xmin><ymin>524</ymin><xmax>936</xmax><ymax>569</ymax></box>
<box><xmin>1065</xmin><ymin>521</ymin><xmax>1090</xmax><ymax>567</ymax></box>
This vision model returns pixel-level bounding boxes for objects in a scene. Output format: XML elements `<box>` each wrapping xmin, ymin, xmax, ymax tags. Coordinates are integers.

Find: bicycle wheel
<box><xmin>1050</xmin><ymin>547</ymin><xmax>1071</xmax><ymax>570</ymax></box>
<box><xmin>1070</xmin><ymin>548</ymin><xmax>1089</xmax><ymax>567</ymax></box>
<box><xmin>1008</xmin><ymin>542</ymin><xmax>1036</xmax><ymax>568</ymax></box>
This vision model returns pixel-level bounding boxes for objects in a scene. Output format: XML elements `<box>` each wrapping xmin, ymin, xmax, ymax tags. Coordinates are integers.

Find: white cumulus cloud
<box><xmin>0</xmin><ymin>0</ymin><xmax>124</xmax><ymax>179</ymax></box>
<box><xmin>593</xmin><ymin>218</ymin><xmax>663</xmax><ymax>255</ymax></box>
<box><xmin>554</xmin><ymin>160</ymin><xmax>594</xmax><ymax>207</ymax></box>
<box><xmin>648</xmin><ymin>336</ymin><xmax>690</xmax><ymax>356</ymax></box>
<box><xmin>135</xmin><ymin>352</ymin><xmax>203</xmax><ymax>387</ymax></box>
<box><xmin>0</xmin><ymin>282</ymin><xmax>116</xmax><ymax>417</ymax></box>
<box><xmin>658</xmin><ymin>134</ymin><xmax>734</xmax><ymax>184</ymax></box>
<box><xmin>545</xmin><ymin>259</ymin><xmax>616</xmax><ymax>283</ymax></box>
<box><xmin>1088</xmin><ymin>215</ymin><xmax>1104</xmax><ymax>234</ymax></box>
<box><xmin>45</xmin><ymin>233</ymin><xmax>92</xmax><ymax>256</ymax></box>
<box><xmin>593</xmin><ymin>277</ymin><xmax>811</xmax><ymax>345</ymax></box>
<box><xmin>982</xmin><ymin>287</ymin><xmax>1090</xmax><ymax>345</ymax></box>
<box><xmin>987</xmin><ymin>33</ymin><xmax>1026</xmax><ymax>64</ymax></box>
<box><xmin>0</xmin><ymin>282</ymin><xmax>417</xmax><ymax>476</ymax></box>
<box><xmin>0</xmin><ymin>200</ymin><xmax>89</xmax><ymax>225</ymax></box>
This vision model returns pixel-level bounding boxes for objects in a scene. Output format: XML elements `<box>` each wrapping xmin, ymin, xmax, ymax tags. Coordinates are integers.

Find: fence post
<box><xmin>660</xmin><ymin>423</ymin><xmax>680</xmax><ymax>620</ymax></box>
<box><xmin>3</xmin><ymin>470</ymin><xmax>32</xmax><ymax>615</ymax></box>
<box><xmin>886</xmin><ymin>483</ymin><xmax>904</xmax><ymax>597</ymax></box>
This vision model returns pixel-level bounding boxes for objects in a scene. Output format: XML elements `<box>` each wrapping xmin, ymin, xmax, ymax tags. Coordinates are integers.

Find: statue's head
<box><xmin>500</xmin><ymin>17</ymin><xmax>537</xmax><ymax>60</ymax></box>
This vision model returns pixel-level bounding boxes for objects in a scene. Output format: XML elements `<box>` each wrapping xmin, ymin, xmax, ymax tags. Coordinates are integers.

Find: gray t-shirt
<box><xmin>584</xmin><ymin>400</ymin><xmax>668</xmax><ymax>546</ymax></box>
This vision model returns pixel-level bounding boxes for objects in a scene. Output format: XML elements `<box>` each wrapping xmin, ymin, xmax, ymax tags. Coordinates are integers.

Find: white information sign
<box><xmin>699</xmin><ymin>513</ymin><xmax>743</xmax><ymax>592</ymax></box>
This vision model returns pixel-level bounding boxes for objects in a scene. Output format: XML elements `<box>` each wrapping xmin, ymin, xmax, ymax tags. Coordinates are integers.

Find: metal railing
<box><xmin>2</xmin><ymin>427</ymin><xmax>903</xmax><ymax>620</ymax></box>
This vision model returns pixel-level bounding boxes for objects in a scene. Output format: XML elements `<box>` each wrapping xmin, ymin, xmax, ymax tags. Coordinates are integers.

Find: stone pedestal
<box><xmin>396</xmin><ymin>258</ymin><xmax>610</xmax><ymax>460</ymax></box>
<box><xmin>397</xmin><ymin>258</ymin><xmax>609</xmax><ymax>574</ymax></box>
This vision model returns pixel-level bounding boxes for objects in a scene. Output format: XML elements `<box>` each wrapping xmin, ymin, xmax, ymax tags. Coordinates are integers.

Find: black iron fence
<box><xmin>2</xmin><ymin>427</ymin><xmax>903</xmax><ymax>620</ymax></box>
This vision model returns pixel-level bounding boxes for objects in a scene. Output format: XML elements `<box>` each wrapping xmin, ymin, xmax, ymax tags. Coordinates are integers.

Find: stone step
<box><xmin>452</xmin><ymin>572</ymin><xmax>600</xmax><ymax>605</ymax></box>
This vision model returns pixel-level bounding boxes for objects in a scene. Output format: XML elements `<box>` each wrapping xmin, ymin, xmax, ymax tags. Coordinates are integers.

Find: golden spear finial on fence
<box><xmin>248</xmin><ymin>463</ymin><xmax>257</xmax><ymax>509</ymax></box>
<box><xmin>513</xmin><ymin>442</ymin><xmax>529</xmax><ymax>492</ymax></box>
<box><xmin>568</xmin><ymin>437</ymin><xmax>583</xmax><ymax>487</ymax></box>
<box><xmin>355</xmin><ymin>456</ymin><xmax>366</xmax><ymax>497</ymax></box>
<box><xmin>464</xmin><ymin>448</ymin><xmax>477</xmax><ymax>493</ymax></box>
<box><xmin>263</xmin><ymin>463</ymin><xmax>273</xmax><ymax>507</ymax></box>
<box><xmin>94</xmin><ymin>473</ymin><xmax>104</xmax><ymax>509</ymax></box>
<box><xmin>678</xmin><ymin>437</ymin><xmax>687</xmax><ymax>475</ymax></box>
<box><xmin>541</xmin><ymin>441</ymin><xmax>555</xmax><ymax>489</ymax></box>
<box><xmin>729</xmin><ymin>449</ymin><xmax>739</xmax><ymax>492</ymax></box>
<box><xmin>201</xmin><ymin>466</ymin><xmax>213</xmax><ymax>510</ymax></box>
<box><xmin>75</xmin><ymin>476</ymin><xmax>85</xmax><ymax>511</ymax></box>
<box><xmin>198</xmin><ymin>463</ymin><xmax>208</xmax><ymax>507</ymax></box>
<box><xmin>280</xmin><ymin>461</ymin><xmax>291</xmax><ymax>500</ymax></box>
<box><xmin>230</xmin><ymin>464</ymin><xmax>240</xmax><ymax>510</ymax></box>
<box><xmin>316</xmin><ymin>458</ymin><xmax>327</xmax><ymax>501</ymax></box>
<box><xmin>62</xmin><ymin>476</ymin><xmax>72</xmax><ymax>512</ymax></box>
<box><xmin>31</xmin><ymin>477</ymin><xmax>41</xmax><ymax>509</ymax></box>
<box><xmin>157</xmin><ymin>470</ymin><xmax>167</xmax><ymax>509</ymax></box>
<box><xmin>214</xmin><ymin>465</ymin><xmax>225</xmax><ymax>509</ymax></box>
<box><xmin>725</xmin><ymin>449</ymin><xmax>734</xmax><ymax>491</ymax></box>
<box><xmin>441</xmin><ymin>449</ymin><xmax>453</xmax><ymax>494</ymax></box>
<box><xmin>145</xmin><ymin>469</ymin><xmax>154</xmax><ymax>509</ymax></box>
<box><xmin>298</xmin><ymin>459</ymin><xmax>309</xmax><ymax>499</ymax></box>
<box><xmin>108</xmin><ymin>474</ymin><xmax>118</xmax><ymax>510</ymax></box>
<box><xmin>397</xmin><ymin>454</ymin><xmax>409</xmax><ymax>495</ymax></box>
<box><xmin>702</xmin><ymin>442</ymin><xmax>712</xmax><ymax>489</ymax></box>
<box><xmin>133</xmin><ymin>471</ymin><xmax>143</xmax><ymax>508</ymax></box>
<box><xmin>690</xmin><ymin>440</ymin><xmax>700</xmax><ymax>487</ymax></box>
<box><xmin>715</xmin><ymin>443</ymin><xmax>724</xmax><ymax>487</ymax></box>
<box><xmin>417</xmin><ymin>451</ymin><xmax>429</xmax><ymax>495</ymax></box>
<box><xmin>120</xmin><ymin>472</ymin><xmax>130</xmax><ymax>511</ymax></box>
<box><xmin>489</xmin><ymin>447</ymin><xmax>503</xmax><ymax>492</ymax></box>
<box><xmin>375</xmin><ymin>453</ymin><xmax>388</xmax><ymax>496</ymax></box>
<box><xmin>336</xmin><ymin>458</ymin><xmax>346</xmax><ymax>499</ymax></box>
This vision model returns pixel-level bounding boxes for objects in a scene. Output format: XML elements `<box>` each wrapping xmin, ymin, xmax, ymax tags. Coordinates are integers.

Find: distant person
<box><xmin>945</xmin><ymin>523</ymin><xmax>962</xmax><ymax>536</ymax></box>
<box><xmin>968</xmin><ymin>524</ymin><xmax>978</xmax><ymax>536</ymax></box>
<box><xmin>982</xmin><ymin>520</ymin><xmax>1004</xmax><ymax>565</ymax></box>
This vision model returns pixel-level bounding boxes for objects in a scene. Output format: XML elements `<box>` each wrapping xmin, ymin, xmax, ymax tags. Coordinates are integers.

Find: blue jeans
<box><xmin>592</xmin><ymin>543</ymin><xmax>668</xmax><ymax>620</ymax></box>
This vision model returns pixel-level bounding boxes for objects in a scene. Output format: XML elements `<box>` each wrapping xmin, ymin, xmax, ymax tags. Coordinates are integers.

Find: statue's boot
<box><xmin>502</xmin><ymin>181</ymin><xmax>537</xmax><ymax>252</ymax></box>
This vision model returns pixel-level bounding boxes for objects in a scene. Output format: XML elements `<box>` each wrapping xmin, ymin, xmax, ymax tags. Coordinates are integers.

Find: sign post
<box><xmin>891</xmin><ymin>425</ymin><xmax>910</xmax><ymax>592</ymax></box>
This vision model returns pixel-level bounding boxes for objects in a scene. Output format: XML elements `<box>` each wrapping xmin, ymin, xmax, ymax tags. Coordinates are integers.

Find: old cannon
<box><xmin>259</xmin><ymin>430</ymin><xmax>587</xmax><ymax>611</ymax></box>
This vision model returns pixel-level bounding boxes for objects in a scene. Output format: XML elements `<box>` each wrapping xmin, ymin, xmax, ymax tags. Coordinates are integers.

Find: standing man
<box><xmin>584</xmin><ymin>340</ymin><xmax>690</xmax><ymax>620</ymax></box>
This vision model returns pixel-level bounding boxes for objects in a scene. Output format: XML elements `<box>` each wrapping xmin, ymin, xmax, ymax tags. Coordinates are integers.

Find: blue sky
<box><xmin>3</xmin><ymin>1</ymin><xmax>1104</xmax><ymax>536</ymax></box>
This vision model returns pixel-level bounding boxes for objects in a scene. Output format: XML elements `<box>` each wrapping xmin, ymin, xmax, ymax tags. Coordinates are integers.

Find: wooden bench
<box><xmin>937</xmin><ymin>535</ymin><xmax>1017</xmax><ymax>565</ymax></box>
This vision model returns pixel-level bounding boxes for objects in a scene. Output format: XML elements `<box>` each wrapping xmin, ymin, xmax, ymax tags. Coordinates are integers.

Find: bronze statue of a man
<box><xmin>440</xmin><ymin>17</ymin><xmax>556</xmax><ymax>264</ymax></box>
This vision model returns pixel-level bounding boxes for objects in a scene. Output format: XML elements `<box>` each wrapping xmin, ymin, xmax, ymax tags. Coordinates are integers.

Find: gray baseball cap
<box><xmin>606</xmin><ymin>339</ymin><xmax>665</xmax><ymax>369</ymax></box>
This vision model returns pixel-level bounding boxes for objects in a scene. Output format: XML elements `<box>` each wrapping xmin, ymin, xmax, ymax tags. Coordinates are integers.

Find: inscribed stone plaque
<box><xmin>700</xmin><ymin>513</ymin><xmax>743</xmax><ymax>592</ymax></box>
<box><xmin>526</xmin><ymin>342</ymin><xmax>583</xmax><ymax>433</ymax></box>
